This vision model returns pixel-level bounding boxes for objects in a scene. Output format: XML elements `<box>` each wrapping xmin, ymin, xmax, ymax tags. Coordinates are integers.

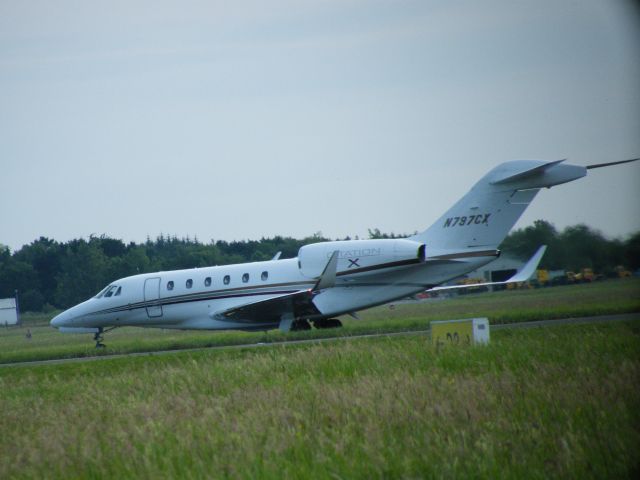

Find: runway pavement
<box><xmin>1</xmin><ymin>312</ymin><xmax>638</xmax><ymax>368</ymax></box>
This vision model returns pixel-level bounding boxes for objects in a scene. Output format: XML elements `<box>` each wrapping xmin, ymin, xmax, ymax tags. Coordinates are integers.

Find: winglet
<box><xmin>506</xmin><ymin>245</ymin><xmax>547</xmax><ymax>282</ymax></box>
<box><xmin>314</xmin><ymin>250</ymin><xmax>339</xmax><ymax>291</ymax></box>
<box><xmin>429</xmin><ymin>245</ymin><xmax>547</xmax><ymax>292</ymax></box>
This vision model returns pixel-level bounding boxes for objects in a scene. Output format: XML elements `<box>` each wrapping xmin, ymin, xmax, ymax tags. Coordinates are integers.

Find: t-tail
<box><xmin>410</xmin><ymin>158</ymin><xmax>637</xmax><ymax>251</ymax></box>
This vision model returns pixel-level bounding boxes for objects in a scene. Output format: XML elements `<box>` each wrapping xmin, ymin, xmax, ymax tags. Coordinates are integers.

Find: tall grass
<box><xmin>1</xmin><ymin>321</ymin><xmax>639</xmax><ymax>478</ymax></box>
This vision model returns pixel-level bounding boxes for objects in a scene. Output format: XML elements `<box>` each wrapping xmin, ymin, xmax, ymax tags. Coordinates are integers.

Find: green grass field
<box><xmin>1</xmin><ymin>320</ymin><xmax>639</xmax><ymax>478</ymax></box>
<box><xmin>1</xmin><ymin>279</ymin><xmax>638</xmax><ymax>364</ymax></box>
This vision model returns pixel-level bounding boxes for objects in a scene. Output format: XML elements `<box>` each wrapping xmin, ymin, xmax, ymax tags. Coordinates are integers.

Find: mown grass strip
<box><xmin>1</xmin><ymin>279</ymin><xmax>638</xmax><ymax>364</ymax></box>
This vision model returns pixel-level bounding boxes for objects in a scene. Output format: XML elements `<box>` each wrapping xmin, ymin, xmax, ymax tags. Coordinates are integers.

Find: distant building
<box><xmin>0</xmin><ymin>297</ymin><xmax>19</xmax><ymax>326</ymax></box>
<box><xmin>464</xmin><ymin>253</ymin><xmax>525</xmax><ymax>283</ymax></box>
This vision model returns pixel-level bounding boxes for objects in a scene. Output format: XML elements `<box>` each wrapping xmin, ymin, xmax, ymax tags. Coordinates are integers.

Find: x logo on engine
<box><xmin>348</xmin><ymin>258</ymin><xmax>360</xmax><ymax>268</ymax></box>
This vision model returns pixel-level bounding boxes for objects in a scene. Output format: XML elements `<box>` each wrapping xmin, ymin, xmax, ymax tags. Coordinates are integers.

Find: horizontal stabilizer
<box><xmin>491</xmin><ymin>160</ymin><xmax>565</xmax><ymax>185</ymax></box>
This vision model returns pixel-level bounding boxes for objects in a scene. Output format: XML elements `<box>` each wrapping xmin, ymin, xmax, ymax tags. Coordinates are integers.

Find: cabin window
<box><xmin>261</xmin><ymin>271</ymin><xmax>268</xmax><ymax>281</ymax></box>
<box><xmin>223</xmin><ymin>275</ymin><xmax>230</xmax><ymax>285</ymax></box>
<box><xmin>167</xmin><ymin>281</ymin><xmax>174</xmax><ymax>291</ymax></box>
<box><xmin>186</xmin><ymin>279</ymin><xmax>193</xmax><ymax>289</ymax></box>
<box><xmin>242</xmin><ymin>273</ymin><xmax>249</xmax><ymax>283</ymax></box>
<box><xmin>114</xmin><ymin>286</ymin><xmax>122</xmax><ymax>296</ymax></box>
<box><xmin>204</xmin><ymin>277</ymin><xmax>212</xmax><ymax>287</ymax></box>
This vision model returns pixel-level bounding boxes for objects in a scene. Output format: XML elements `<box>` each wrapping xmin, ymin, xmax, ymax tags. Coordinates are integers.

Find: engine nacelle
<box><xmin>298</xmin><ymin>239</ymin><xmax>425</xmax><ymax>278</ymax></box>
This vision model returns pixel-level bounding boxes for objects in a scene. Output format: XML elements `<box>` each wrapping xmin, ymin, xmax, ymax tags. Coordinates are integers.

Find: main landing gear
<box><xmin>312</xmin><ymin>318</ymin><xmax>343</xmax><ymax>329</ymax></box>
<box><xmin>289</xmin><ymin>318</ymin><xmax>343</xmax><ymax>331</ymax></box>
<box><xmin>291</xmin><ymin>319</ymin><xmax>312</xmax><ymax>331</ymax></box>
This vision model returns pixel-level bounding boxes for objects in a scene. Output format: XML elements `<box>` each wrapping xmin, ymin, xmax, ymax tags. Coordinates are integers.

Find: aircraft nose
<box><xmin>50</xmin><ymin>311</ymin><xmax>70</xmax><ymax>328</ymax></box>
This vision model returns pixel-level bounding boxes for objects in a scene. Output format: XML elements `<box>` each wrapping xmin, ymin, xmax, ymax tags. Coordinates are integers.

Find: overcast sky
<box><xmin>1</xmin><ymin>0</ymin><xmax>639</xmax><ymax>252</ymax></box>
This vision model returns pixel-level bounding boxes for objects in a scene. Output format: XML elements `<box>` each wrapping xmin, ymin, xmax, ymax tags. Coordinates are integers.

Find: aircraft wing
<box><xmin>212</xmin><ymin>251</ymin><xmax>340</xmax><ymax>325</ymax></box>
<box><xmin>430</xmin><ymin>245</ymin><xmax>547</xmax><ymax>292</ymax></box>
<box><xmin>213</xmin><ymin>289</ymin><xmax>321</xmax><ymax>325</ymax></box>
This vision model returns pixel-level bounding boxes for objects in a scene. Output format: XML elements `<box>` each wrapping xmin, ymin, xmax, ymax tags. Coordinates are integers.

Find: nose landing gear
<box><xmin>93</xmin><ymin>327</ymin><xmax>117</xmax><ymax>348</ymax></box>
<box><xmin>94</xmin><ymin>328</ymin><xmax>106</xmax><ymax>348</ymax></box>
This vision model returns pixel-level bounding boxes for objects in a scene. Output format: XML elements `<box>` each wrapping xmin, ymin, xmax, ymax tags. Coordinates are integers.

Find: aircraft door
<box><xmin>144</xmin><ymin>277</ymin><xmax>163</xmax><ymax>318</ymax></box>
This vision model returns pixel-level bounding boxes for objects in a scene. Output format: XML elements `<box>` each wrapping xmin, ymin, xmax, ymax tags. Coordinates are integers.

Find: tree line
<box><xmin>0</xmin><ymin>221</ymin><xmax>638</xmax><ymax>312</ymax></box>
<box><xmin>499</xmin><ymin>220</ymin><xmax>639</xmax><ymax>273</ymax></box>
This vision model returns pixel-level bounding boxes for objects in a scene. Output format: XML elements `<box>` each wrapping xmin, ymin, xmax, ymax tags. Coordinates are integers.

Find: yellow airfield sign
<box><xmin>431</xmin><ymin>318</ymin><xmax>490</xmax><ymax>349</ymax></box>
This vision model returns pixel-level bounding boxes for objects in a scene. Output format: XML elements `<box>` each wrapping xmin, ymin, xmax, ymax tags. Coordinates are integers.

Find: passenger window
<box><xmin>204</xmin><ymin>277</ymin><xmax>212</xmax><ymax>287</ymax></box>
<box><xmin>242</xmin><ymin>273</ymin><xmax>249</xmax><ymax>283</ymax></box>
<box><xmin>223</xmin><ymin>275</ymin><xmax>230</xmax><ymax>285</ymax></box>
<box><xmin>114</xmin><ymin>286</ymin><xmax>122</xmax><ymax>296</ymax></box>
<box><xmin>261</xmin><ymin>271</ymin><xmax>268</xmax><ymax>281</ymax></box>
<box><xmin>186</xmin><ymin>279</ymin><xmax>193</xmax><ymax>289</ymax></box>
<box><xmin>167</xmin><ymin>281</ymin><xmax>174</xmax><ymax>291</ymax></box>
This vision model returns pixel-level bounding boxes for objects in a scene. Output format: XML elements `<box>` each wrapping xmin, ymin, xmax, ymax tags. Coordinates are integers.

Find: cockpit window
<box><xmin>94</xmin><ymin>285</ymin><xmax>110</xmax><ymax>298</ymax></box>
<box><xmin>104</xmin><ymin>285</ymin><xmax>118</xmax><ymax>298</ymax></box>
<box><xmin>114</xmin><ymin>286</ymin><xmax>122</xmax><ymax>296</ymax></box>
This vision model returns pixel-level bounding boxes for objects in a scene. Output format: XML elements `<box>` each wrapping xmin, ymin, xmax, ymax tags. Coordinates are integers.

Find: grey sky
<box><xmin>1</xmin><ymin>0</ymin><xmax>639</xmax><ymax>252</ymax></box>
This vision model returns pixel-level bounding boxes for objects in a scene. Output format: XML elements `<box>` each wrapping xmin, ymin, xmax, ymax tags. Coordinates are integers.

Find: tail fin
<box><xmin>410</xmin><ymin>160</ymin><xmax>587</xmax><ymax>250</ymax></box>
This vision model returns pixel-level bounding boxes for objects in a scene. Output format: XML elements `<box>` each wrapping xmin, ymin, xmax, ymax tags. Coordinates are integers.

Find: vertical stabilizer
<box><xmin>410</xmin><ymin>160</ymin><xmax>587</xmax><ymax>250</ymax></box>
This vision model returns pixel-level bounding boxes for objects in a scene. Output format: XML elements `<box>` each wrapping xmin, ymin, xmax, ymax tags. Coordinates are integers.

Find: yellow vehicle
<box><xmin>568</xmin><ymin>268</ymin><xmax>603</xmax><ymax>283</ymax></box>
<box><xmin>456</xmin><ymin>278</ymin><xmax>485</xmax><ymax>286</ymax></box>
<box><xmin>615</xmin><ymin>265</ymin><xmax>632</xmax><ymax>278</ymax></box>
<box><xmin>455</xmin><ymin>277</ymin><xmax>489</xmax><ymax>293</ymax></box>
<box><xmin>537</xmin><ymin>269</ymin><xmax>549</xmax><ymax>284</ymax></box>
<box><xmin>574</xmin><ymin>268</ymin><xmax>595</xmax><ymax>282</ymax></box>
<box><xmin>533</xmin><ymin>269</ymin><xmax>549</xmax><ymax>286</ymax></box>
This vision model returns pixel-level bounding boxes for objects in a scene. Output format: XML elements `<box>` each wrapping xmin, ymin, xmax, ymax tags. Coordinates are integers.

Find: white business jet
<box><xmin>51</xmin><ymin>158</ymin><xmax>637</xmax><ymax>347</ymax></box>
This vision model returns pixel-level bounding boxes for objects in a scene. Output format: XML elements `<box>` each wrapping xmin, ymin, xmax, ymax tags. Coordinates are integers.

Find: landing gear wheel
<box><xmin>94</xmin><ymin>328</ymin><xmax>106</xmax><ymax>348</ymax></box>
<box><xmin>291</xmin><ymin>319</ymin><xmax>312</xmax><ymax>331</ymax></box>
<box><xmin>313</xmin><ymin>318</ymin><xmax>343</xmax><ymax>329</ymax></box>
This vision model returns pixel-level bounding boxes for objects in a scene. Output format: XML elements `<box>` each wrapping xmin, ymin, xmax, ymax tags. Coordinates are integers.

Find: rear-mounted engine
<box><xmin>298</xmin><ymin>239</ymin><xmax>425</xmax><ymax>278</ymax></box>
